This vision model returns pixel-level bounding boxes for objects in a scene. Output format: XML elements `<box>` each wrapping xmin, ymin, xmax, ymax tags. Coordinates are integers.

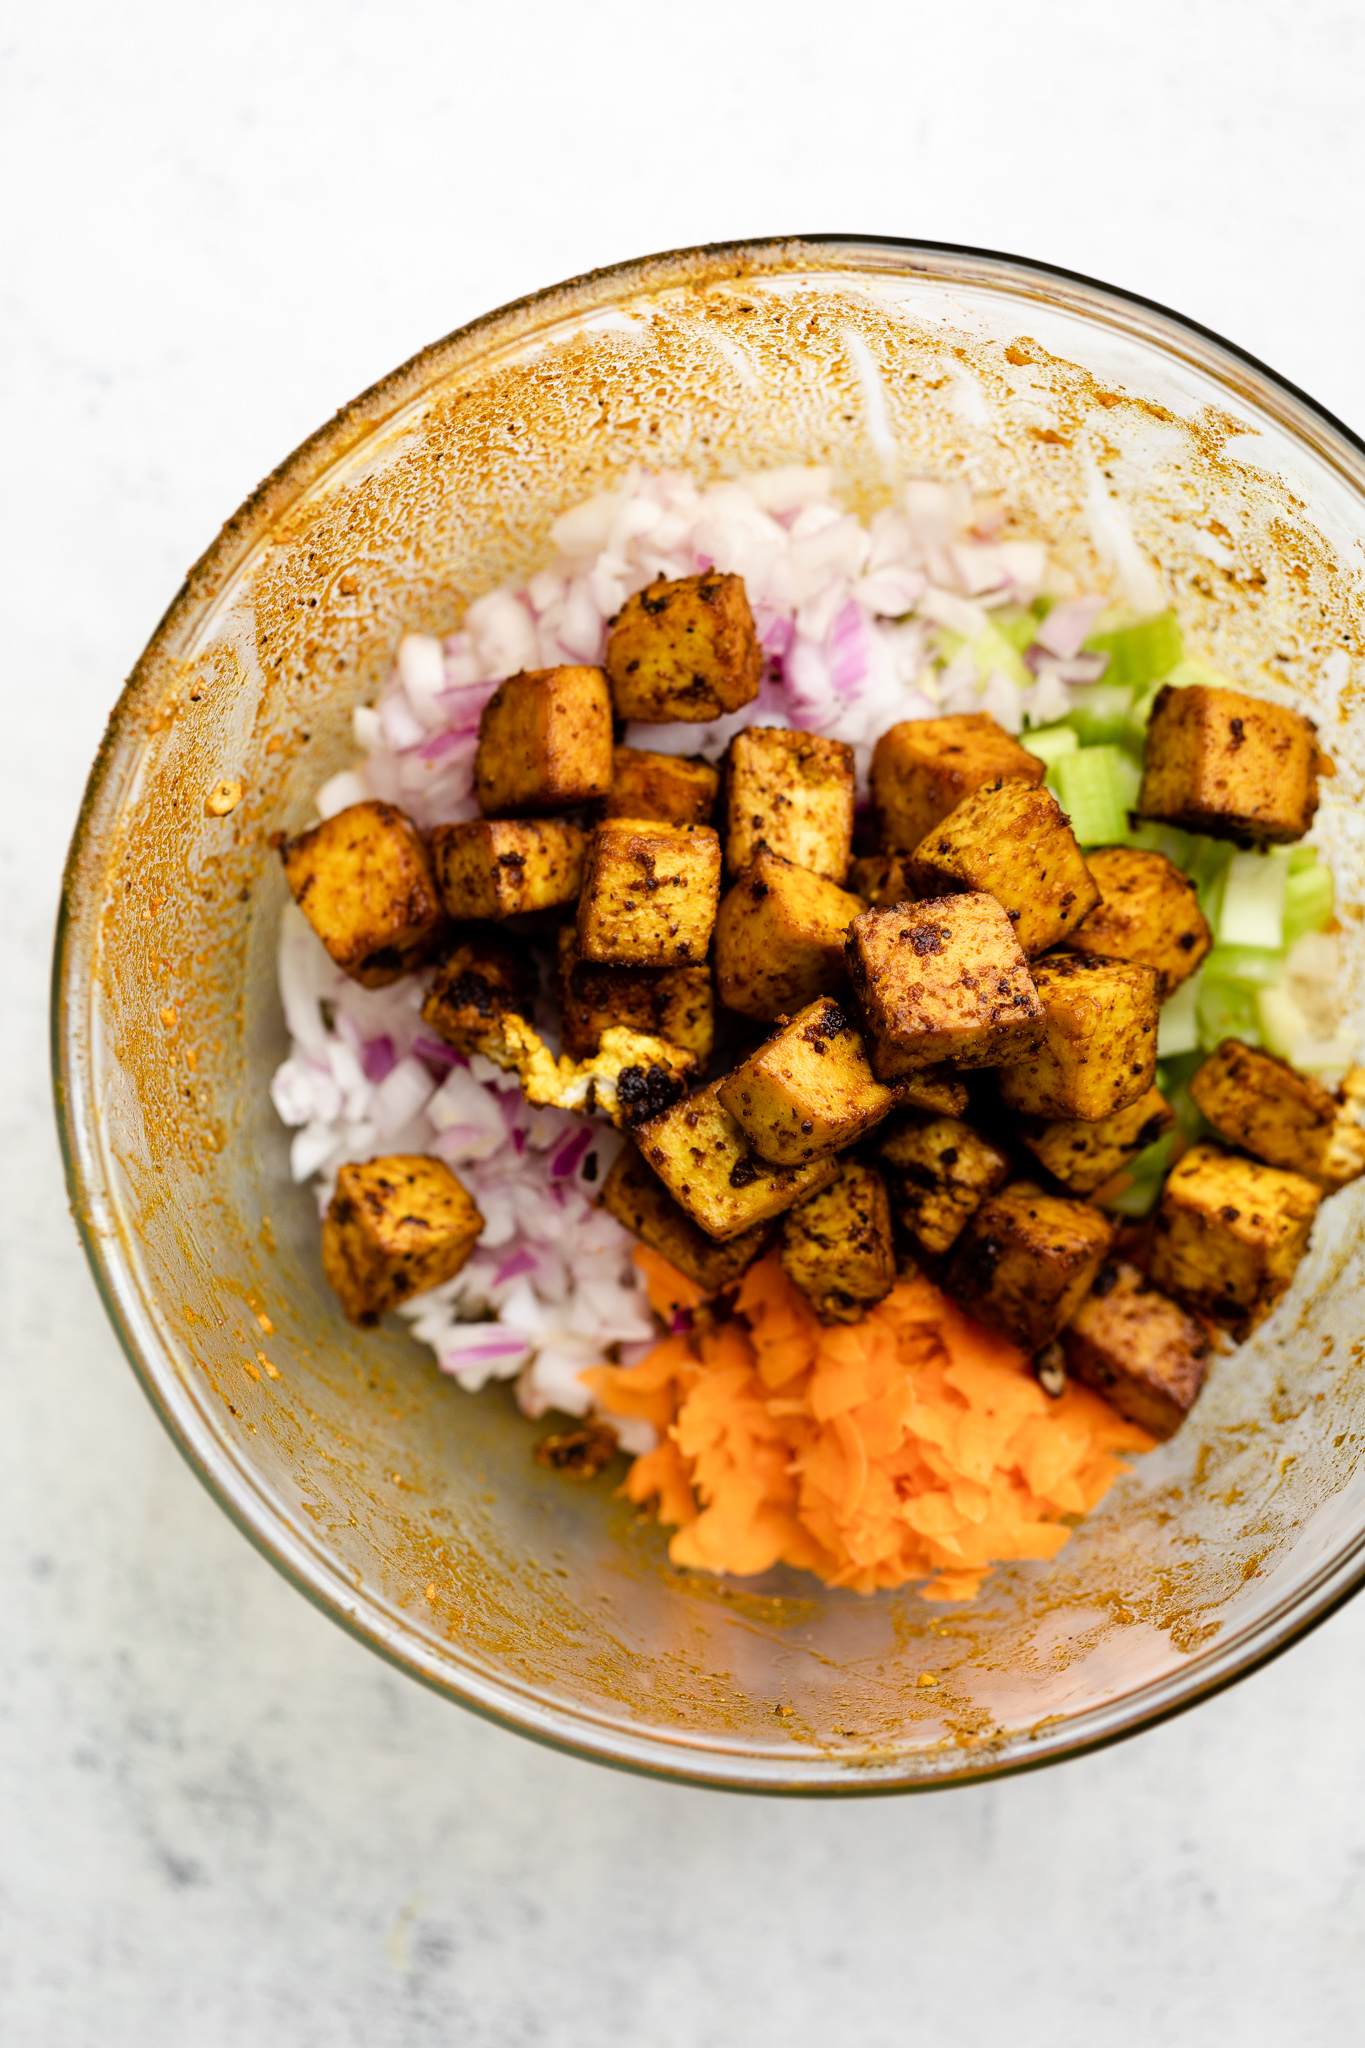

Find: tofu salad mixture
<box><xmin>271</xmin><ymin>468</ymin><xmax>1362</xmax><ymax>1599</ymax></box>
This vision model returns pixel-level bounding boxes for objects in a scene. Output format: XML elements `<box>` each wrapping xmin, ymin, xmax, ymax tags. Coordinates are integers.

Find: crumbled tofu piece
<box><xmin>576</xmin><ymin>819</ymin><xmax>722</xmax><ymax>966</ymax></box>
<box><xmin>556</xmin><ymin>925</ymin><xmax>713</xmax><ymax>1063</ymax></box>
<box><xmin>871</xmin><ymin>713</ymin><xmax>1046</xmax><ymax>852</ymax></box>
<box><xmin>1062</xmin><ymin>1261</ymin><xmax>1210</xmax><ymax>1439</ymax></box>
<box><xmin>635</xmin><ymin>1080</ymin><xmax>839</xmax><ymax>1240</ymax></box>
<box><xmin>878</xmin><ymin>1113</ymin><xmax>1011</xmax><ymax>1255</ymax></box>
<box><xmin>282</xmin><ymin>799</ymin><xmax>445</xmax><ymax>987</ymax></box>
<box><xmin>780</xmin><ymin>1161</ymin><xmax>897</xmax><ymax>1323</ymax></box>
<box><xmin>599</xmin><ymin>1146</ymin><xmax>775</xmax><ymax>1290</ymax></box>
<box><xmin>421</xmin><ymin>926</ymin><xmax>537</xmax><ymax>1053</ymax></box>
<box><xmin>724</xmin><ymin>726</ymin><xmax>855</xmax><ymax>881</ymax></box>
<box><xmin>603</xmin><ymin>746</ymin><xmax>719</xmax><ymax>826</ymax></box>
<box><xmin>473</xmin><ymin>665</ymin><xmax>613</xmax><ymax>816</ymax></box>
<box><xmin>605</xmin><ymin>571</ymin><xmax>762</xmax><ymax>722</ymax></box>
<box><xmin>713</xmin><ymin>850</ymin><xmax>865</xmax><ymax>1021</ymax></box>
<box><xmin>1014</xmin><ymin>1085</ymin><xmax>1174</xmax><ymax>1196</ymax></box>
<box><xmin>849</xmin><ymin>850</ymin><xmax>920</xmax><ymax>909</ymax></box>
<box><xmin>896</xmin><ymin>1068</ymin><xmax>970</xmax><ymax>1117</ymax></box>
<box><xmin>1067</xmin><ymin>845</ymin><xmax>1211</xmax><ymax>997</ymax></box>
<box><xmin>461</xmin><ymin>1009</ymin><xmax>698</xmax><ymax>1129</ymax></box>
<box><xmin>845</xmin><ymin>893</ymin><xmax>1044</xmax><ymax>1079</ymax></box>
<box><xmin>716</xmin><ymin>997</ymin><xmax>900</xmax><ymax>1165</ymax></box>
<box><xmin>1189</xmin><ymin>1040</ymin><xmax>1365</xmax><ymax>1192</ymax></box>
<box><xmin>430</xmin><ymin>818</ymin><xmax>586</xmax><ymax>920</ymax></box>
<box><xmin>945</xmin><ymin>1181</ymin><xmax>1117</xmax><ymax>1351</ymax></box>
<box><xmin>909</xmin><ymin>778</ymin><xmax>1099</xmax><ymax>956</ymax></box>
<box><xmin>321</xmin><ymin>1155</ymin><xmax>483</xmax><ymax>1326</ymax></box>
<box><xmin>995</xmin><ymin>953</ymin><xmax>1158</xmax><ymax>1122</ymax></box>
<box><xmin>1149</xmin><ymin>1140</ymin><xmax>1321</xmax><ymax>1335</ymax></box>
<box><xmin>1137</xmin><ymin>683</ymin><xmax>1331</xmax><ymax>845</ymax></box>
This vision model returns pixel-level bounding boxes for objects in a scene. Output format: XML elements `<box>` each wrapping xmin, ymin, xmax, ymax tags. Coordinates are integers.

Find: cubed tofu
<box><xmin>421</xmin><ymin>925</ymin><xmax>537</xmax><ymax>1052</ymax></box>
<box><xmin>845</xmin><ymin>893</ymin><xmax>1045</xmax><ymax>1079</ymax></box>
<box><xmin>605</xmin><ymin>571</ymin><xmax>762</xmax><ymax>723</ymax></box>
<box><xmin>430</xmin><ymin>817</ymin><xmax>586</xmax><ymax>920</ymax></box>
<box><xmin>556</xmin><ymin>925</ymin><xmax>714</xmax><ymax>1063</ymax></box>
<box><xmin>780</xmin><ymin>1161</ymin><xmax>897</xmax><ymax>1323</ymax></box>
<box><xmin>282</xmin><ymin>799</ymin><xmax>445</xmax><ymax>987</ymax></box>
<box><xmin>1067</xmin><ymin>845</ymin><xmax>1211</xmax><ymax>997</ymax></box>
<box><xmin>600</xmin><ymin>1146</ymin><xmax>775</xmax><ymax>1291</ymax></box>
<box><xmin>716</xmin><ymin>997</ymin><xmax>900</xmax><ymax>1165</ymax></box>
<box><xmin>635</xmin><ymin>1079</ymin><xmax>839</xmax><ymax>1241</ymax></box>
<box><xmin>1137</xmin><ymin>683</ymin><xmax>1330</xmax><ymax>845</ymax></box>
<box><xmin>1062</xmin><ymin>1261</ymin><xmax>1210</xmax><ymax>1439</ymax></box>
<box><xmin>945</xmin><ymin>1182</ymin><xmax>1117</xmax><ymax>1351</ymax></box>
<box><xmin>1189</xmin><ymin>1039</ymin><xmax>1365</xmax><ymax>1192</ymax></box>
<box><xmin>1149</xmin><ymin>1140</ymin><xmax>1321</xmax><ymax>1335</ymax></box>
<box><xmin>878</xmin><ymin>1114</ymin><xmax>1011</xmax><ymax>1255</ymax></box>
<box><xmin>908</xmin><ymin>779</ymin><xmax>1099</xmax><ymax>957</ymax></box>
<box><xmin>459</xmin><ymin>1008</ymin><xmax>697</xmax><ymax>1128</ymax></box>
<box><xmin>996</xmin><ymin>953</ymin><xmax>1158</xmax><ymax>1122</ymax></box>
<box><xmin>603</xmin><ymin>746</ymin><xmax>719</xmax><ymax>826</ymax></box>
<box><xmin>576</xmin><ymin>819</ymin><xmax>722</xmax><ymax>966</ymax></box>
<box><xmin>849</xmin><ymin>850</ymin><xmax>920</xmax><ymax>909</ymax></box>
<box><xmin>724</xmin><ymin>726</ymin><xmax>855</xmax><ymax>881</ymax></box>
<box><xmin>713</xmin><ymin>850</ymin><xmax>865</xmax><ymax>1021</ymax></box>
<box><xmin>871</xmin><ymin>713</ymin><xmax>1046</xmax><ymax>852</ymax></box>
<box><xmin>1014</xmin><ymin>1085</ymin><xmax>1175</xmax><ymax>1197</ymax></box>
<box><xmin>473</xmin><ymin>665</ymin><xmax>613</xmax><ymax>816</ymax></box>
<box><xmin>321</xmin><ymin>1155</ymin><xmax>483</xmax><ymax>1327</ymax></box>
<box><xmin>897</xmin><ymin>1067</ymin><xmax>970</xmax><ymax>1117</ymax></box>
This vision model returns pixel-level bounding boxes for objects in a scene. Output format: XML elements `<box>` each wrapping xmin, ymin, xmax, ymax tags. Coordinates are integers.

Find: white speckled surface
<box><xmin>6</xmin><ymin>2</ymin><xmax>1365</xmax><ymax>2039</ymax></box>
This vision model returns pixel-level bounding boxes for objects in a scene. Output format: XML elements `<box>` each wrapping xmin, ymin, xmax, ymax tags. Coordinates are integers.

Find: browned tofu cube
<box><xmin>600</xmin><ymin>1145</ymin><xmax>775</xmax><ymax>1291</ymax></box>
<box><xmin>321</xmin><ymin>1155</ymin><xmax>483</xmax><ymax>1327</ymax></box>
<box><xmin>910</xmin><ymin>779</ymin><xmax>1099</xmax><ymax>957</ymax></box>
<box><xmin>1189</xmin><ymin>1040</ymin><xmax>1365</xmax><ymax>1192</ymax></box>
<box><xmin>878</xmin><ymin>1114</ymin><xmax>1011</xmax><ymax>1255</ymax></box>
<box><xmin>716</xmin><ymin>998</ymin><xmax>899</xmax><ymax>1165</ymax></box>
<box><xmin>871</xmin><ymin>713</ymin><xmax>1046</xmax><ymax>852</ymax></box>
<box><xmin>845</xmin><ymin>893</ymin><xmax>1044</xmax><ymax>1079</ymax></box>
<box><xmin>945</xmin><ymin>1182</ymin><xmax>1117</xmax><ymax>1351</ymax></box>
<box><xmin>1149</xmin><ymin>1141</ymin><xmax>1321</xmax><ymax>1335</ymax></box>
<box><xmin>996</xmin><ymin>954</ymin><xmax>1158</xmax><ymax>1122</ymax></box>
<box><xmin>724</xmin><ymin>727</ymin><xmax>855</xmax><ymax>882</ymax></box>
<box><xmin>780</xmin><ymin>1161</ymin><xmax>897</xmax><ymax>1323</ymax></box>
<box><xmin>282</xmin><ymin>799</ymin><xmax>445</xmax><ymax>987</ymax></box>
<box><xmin>1067</xmin><ymin>846</ymin><xmax>1211</xmax><ymax>997</ymax></box>
<box><xmin>635</xmin><ymin>1079</ymin><xmax>839</xmax><ymax>1241</ymax></box>
<box><xmin>1014</xmin><ymin>1085</ymin><xmax>1175</xmax><ymax>1197</ymax></box>
<box><xmin>602</xmin><ymin>746</ymin><xmax>719</xmax><ymax>826</ymax></box>
<box><xmin>421</xmin><ymin>925</ymin><xmax>537</xmax><ymax>1052</ymax></box>
<box><xmin>1062</xmin><ymin>1262</ymin><xmax>1210</xmax><ymax>1439</ymax></box>
<box><xmin>849</xmin><ymin>850</ymin><xmax>920</xmax><ymax>909</ymax></box>
<box><xmin>897</xmin><ymin>1067</ymin><xmax>970</xmax><ymax>1117</ymax></box>
<box><xmin>1137</xmin><ymin>683</ymin><xmax>1331</xmax><ymax>845</ymax></box>
<box><xmin>605</xmin><ymin>571</ymin><xmax>763</xmax><ymax>723</ymax></box>
<box><xmin>430</xmin><ymin>818</ymin><xmax>586</xmax><ymax>920</ymax></box>
<box><xmin>576</xmin><ymin>819</ymin><xmax>721</xmax><ymax>966</ymax></box>
<box><xmin>713</xmin><ymin>850</ymin><xmax>864</xmax><ymax>1021</ymax></box>
<box><xmin>473</xmin><ymin>665</ymin><xmax>613</xmax><ymax>817</ymax></box>
<box><xmin>555</xmin><ymin>926</ymin><xmax>713</xmax><ymax>1063</ymax></box>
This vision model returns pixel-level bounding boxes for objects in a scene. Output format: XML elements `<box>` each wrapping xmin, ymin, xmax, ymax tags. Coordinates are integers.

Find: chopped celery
<box><xmin>992</xmin><ymin>605</ymin><xmax>1039</xmax><ymax>653</ymax></box>
<box><xmin>1121</xmin><ymin>818</ymin><xmax>1198</xmax><ymax>867</ymax></box>
<box><xmin>1197</xmin><ymin>973</ymin><xmax>1261</xmax><ymax>1050</ymax></box>
<box><xmin>970</xmin><ymin>624</ymin><xmax>1032</xmax><ymax>691</ymax></box>
<box><xmin>1203</xmin><ymin>944</ymin><xmax>1283</xmax><ymax>987</ymax></box>
<box><xmin>1287</xmin><ymin>844</ymin><xmax>1320</xmax><ymax>873</ymax></box>
<box><xmin>1186</xmin><ymin>839</ymin><xmax>1233</xmax><ymax>928</ymax></box>
<box><xmin>1157</xmin><ymin>974</ymin><xmax>1202</xmax><ymax>1057</ymax></box>
<box><xmin>1164</xmin><ymin>657</ymin><xmax>1236</xmax><ymax>691</ymax></box>
<box><xmin>1084</xmin><ymin>612</ymin><xmax>1184</xmax><ymax>690</ymax></box>
<box><xmin>1100</xmin><ymin>1131</ymin><xmax>1177</xmax><ymax>1216</ymax></box>
<box><xmin>1064</xmin><ymin>684</ymin><xmax>1133</xmax><ymax>748</ymax></box>
<box><xmin>1019</xmin><ymin>724</ymin><xmax>1079</xmax><ymax>771</ymax></box>
<box><xmin>1051</xmin><ymin>745</ymin><xmax>1142</xmax><ymax>846</ymax></box>
<box><xmin>1123</xmin><ymin>684</ymin><xmax>1162</xmax><ymax>758</ymax></box>
<box><xmin>1283</xmin><ymin>853</ymin><xmax>1334</xmax><ymax>945</ymax></box>
<box><xmin>1217</xmin><ymin>848</ymin><xmax>1289</xmax><ymax>949</ymax></box>
<box><xmin>1257</xmin><ymin>983</ymin><xmax>1307</xmax><ymax>1061</ymax></box>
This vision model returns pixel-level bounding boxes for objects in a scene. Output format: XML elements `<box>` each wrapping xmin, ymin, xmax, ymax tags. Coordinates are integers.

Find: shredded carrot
<box><xmin>585</xmin><ymin>1252</ymin><xmax>1153</xmax><ymax>1602</ymax></box>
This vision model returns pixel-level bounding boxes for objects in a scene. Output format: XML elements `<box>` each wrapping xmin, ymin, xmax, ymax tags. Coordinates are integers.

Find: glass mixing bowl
<box><xmin>53</xmin><ymin>237</ymin><xmax>1365</xmax><ymax>1792</ymax></box>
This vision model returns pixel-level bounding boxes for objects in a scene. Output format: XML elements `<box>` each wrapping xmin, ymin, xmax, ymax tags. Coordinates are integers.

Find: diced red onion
<box><xmin>550</xmin><ymin>1128</ymin><xmax>594</xmax><ymax>1180</ymax></box>
<box><xmin>494</xmin><ymin>1246</ymin><xmax>539</xmax><ymax>1285</ymax></box>
<box><xmin>412</xmin><ymin>1035</ymin><xmax>466</xmax><ymax>1069</ymax></box>
<box><xmin>360</xmin><ymin>1035</ymin><xmax>397</xmax><ymax>1083</ymax></box>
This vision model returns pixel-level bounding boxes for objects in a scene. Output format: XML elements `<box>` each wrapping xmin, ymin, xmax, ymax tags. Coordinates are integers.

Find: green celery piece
<box><xmin>1051</xmin><ymin>745</ymin><xmax>1142</xmax><ymax>846</ymax></box>
<box><xmin>1123</xmin><ymin>684</ymin><xmax>1162</xmax><ymax>758</ymax></box>
<box><xmin>970</xmin><ymin>624</ymin><xmax>1032</xmax><ymax>691</ymax></box>
<box><xmin>1287</xmin><ymin>843</ymin><xmax>1321</xmax><ymax>874</ymax></box>
<box><xmin>1283</xmin><ymin>857</ymin><xmax>1334</xmax><ymax>945</ymax></box>
<box><xmin>1122</xmin><ymin>818</ymin><xmax>1198</xmax><ymax>866</ymax></box>
<box><xmin>1203</xmin><ymin>944</ymin><xmax>1284</xmax><ymax>987</ymax></box>
<box><xmin>1100</xmin><ymin>1131</ymin><xmax>1177</xmax><ymax>1217</ymax></box>
<box><xmin>1157</xmin><ymin>974</ymin><xmax>1201</xmax><ymax>1057</ymax></box>
<box><xmin>1186</xmin><ymin>839</ymin><xmax>1233</xmax><ymax>927</ymax></box>
<box><xmin>1019</xmin><ymin>725</ymin><xmax>1079</xmax><ymax>771</ymax></box>
<box><xmin>1218</xmin><ymin>848</ymin><xmax>1289</xmax><ymax>950</ymax></box>
<box><xmin>1164</xmin><ymin>657</ymin><xmax>1235</xmax><ymax>691</ymax></box>
<box><xmin>992</xmin><ymin>605</ymin><xmax>1039</xmax><ymax>653</ymax></box>
<box><xmin>1064</xmin><ymin>684</ymin><xmax>1133</xmax><ymax>748</ymax></box>
<box><xmin>933</xmin><ymin>627</ymin><xmax>967</xmax><ymax>666</ymax></box>
<box><xmin>1084</xmin><ymin>612</ymin><xmax>1184</xmax><ymax>690</ymax></box>
<box><xmin>1197</xmin><ymin>973</ymin><xmax>1262</xmax><ymax>1050</ymax></box>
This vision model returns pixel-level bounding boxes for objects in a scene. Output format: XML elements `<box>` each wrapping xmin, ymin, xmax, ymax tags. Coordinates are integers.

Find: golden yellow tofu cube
<box><xmin>430</xmin><ymin>817</ymin><xmax>586</xmax><ymax>920</ymax></box>
<box><xmin>635</xmin><ymin>1080</ymin><xmax>839</xmax><ymax>1241</ymax></box>
<box><xmin>1067</xmin><ymin>845</ymin><xmax>1211</xmax><ymax>997</ymax></box>
<box><xmin>605</xmin><ymin>571</ymin><xmax>762</xmax><ymax>723</ymax></box>
<box><xmin>1062</xmin><ymin>1261</ymin><xmax>1210</xmax><ymax>1440</ymax></box>
<box><xmin>996</xmin><ymin>953</ymin><xmax>1158</xmax><ymax>1122</ymax></box>
<box><xmin>878</xmin><ymin>1113</ymin><xmax>1011</xmax><ymax>1255</ymax></box>
<box><xmin>871</xmin><ymin>712</ymin><xmax>1046</xmax><ymax>852</ymax></box>
<box><xmin>555</xmin><ymin>925</ymin><xmax>713</xmax><ymax>1063</ymax></box>
<box><xmin>603</xmin><ymin>746</ymin><xmax>719</xmax><ymax>826</ymax></box>
<box><xmin>473</xmin><ymin>665</ymin><xmax>613</xmax><ymax>817</ymax></box>
<box><xmin>909</xmin><ymin>779</ymin><xmax>1100</xmax><ymax>956</ymax></box>
<box><xmin>713</xmin><ymin>850</ymin><xmax>865</xmax><ymax>1022</ymax></box>
<box><xmin>1137</xmin><ymin>683</ymin><xmax>1331</xmax><ymax>845</ymax></box>
<box><xmin>1189</xmin><ymin>1040</ymin><xmax>1365</xmax><ymax>1192</ymax></box>
<box><xmin>945</xmin><ymin>1182</ymin><xmax>1117</xmax><ymax>1351</ymax></box>
<box><xmin>1149</xmin><ymin>1140</ymin><xmax>1321</xmax><ymax>1335</ymax></box>
<box><xmin>1014</xmin><ymin>1085</ymin><xmax>1174</xmax><ymax>1197</ymax></box>
<box><xmin>849</xmin><ymin>850</ymin><xmax>919</xmax><ymax>909</ymax></box>
<box><xmin>576</xmin><ymin>819</ymin><xmax>722</xmax><ymax>966</ymax></box>
<box><xmin>724</xmin><ymin>726</ymin><xmax>855</xmax><ymax>882</ymax></box>
<box><xmin>282</xmin><ymin>799</ymin><xmax>445</xmax><ymax>987</ymax></box>
<box><xmin>599</xmin><ymin>1146</ymin><xmax>774</xmax><ymax>1292</ymax></box>
<box><xmin>845</xmin><ymin>893</ymin><xmax>1044</xmax><ymax>1079</ymax></box>
<box><xmin>716</xmin><ymin>998</ymin><xmax>899</xmax><ymax>1165</ymax></box>
<box><xmin>780</xmin><ymin>1161</ymin><xmax>897</xmax><ymax>1323</ymax></box>
<box><xmin>321</xmin><ymin>1155</ymin><xmax>484</xmax><ymax>1327</ymax></box>
<box><xmin>421</xmin><ymin>925</ymin><xmax>536</xmax><ymax>1052</ymax></box>
<box><xmin>896</xmin><ymin>1067</ymin><xmax>970</xmax><ymax>1117</ymax></box>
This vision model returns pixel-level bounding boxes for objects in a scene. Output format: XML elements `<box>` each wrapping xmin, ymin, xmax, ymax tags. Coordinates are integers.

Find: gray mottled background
<box><xmin>5</xmin><ymin>2</ymin><xmax>1365</xmax><ymax>2040</ymax></box>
